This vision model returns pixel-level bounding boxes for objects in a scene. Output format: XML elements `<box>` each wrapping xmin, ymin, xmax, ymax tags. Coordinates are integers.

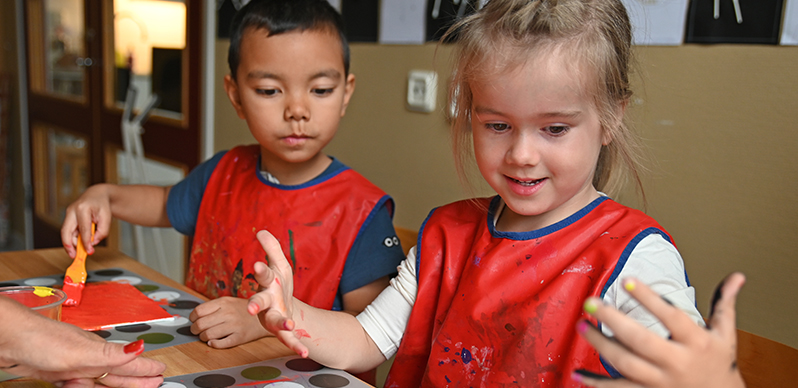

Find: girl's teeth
<box><xmin>512</xmin><ymin>178</ymin><xmax>541</xmax><ymax>186</ymax></box>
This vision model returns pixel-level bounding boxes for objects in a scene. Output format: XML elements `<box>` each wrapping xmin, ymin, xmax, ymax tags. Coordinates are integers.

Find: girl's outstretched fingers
<box><xmin>706</xmin><ymin>273</ymin><xmax>745</xmax><ymax>336</ymax></box>
<box><xmin>574</xmin><ymin>308</ymin><xmax>660</xmax><ymax>385</ymax></box>
<box><xmin>248</xmin><ymin>230</ymin><xmax>308</xmax><ymax>358</ymax></box>
<box><xmin>576</xmin><ymin>274</ymin><xmax>747</xmax><ymax>388</ymax></box>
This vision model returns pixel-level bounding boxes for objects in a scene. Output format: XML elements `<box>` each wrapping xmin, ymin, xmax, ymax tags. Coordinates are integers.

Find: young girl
<box><xmin>246</xmin><ymin>0</ymin><xmax>712</xmax><ymax>386</ymax></box>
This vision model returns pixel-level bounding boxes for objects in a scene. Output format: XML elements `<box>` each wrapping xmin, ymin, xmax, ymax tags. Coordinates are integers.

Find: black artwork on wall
<box><xmin>426</xmin><ymin>0</ymin><xmax>480</xmax><ymax>42</ymax></box>
<box><xmin>685</xmin><ymin>0</ymin><xmax>785</xmax><ymax>44</ymax></box>
<box><xmin>341</xmin><ymin>0</ymin><xmax>379</xmax><ymax>42</ymax></box>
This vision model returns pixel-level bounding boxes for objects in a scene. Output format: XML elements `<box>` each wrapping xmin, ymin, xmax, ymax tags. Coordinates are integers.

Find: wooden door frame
<box><xmin>24</xmin><ymin>0</ymin><xmax>204</xmax><ymax>249</ymax></box>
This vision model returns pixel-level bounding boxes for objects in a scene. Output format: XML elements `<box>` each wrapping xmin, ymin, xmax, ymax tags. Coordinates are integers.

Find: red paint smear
<box><xmin>62</xmin><ymin>282</ymin><xmax>84</xmax><ymax>306</ymax></box>
<box><xmin>233</xmin><ymin>377</ymin><xmax>292</xmax><ymax>386</ymax></box>
<box><xmin>61</xmin><ymin>281</ymin><xmax>174</xmax><ymax>331</ymax></box>
<box><xmin>295</xmin><ymin>329</ymin><xmax>311</xmax><ymax>339</ymax></box>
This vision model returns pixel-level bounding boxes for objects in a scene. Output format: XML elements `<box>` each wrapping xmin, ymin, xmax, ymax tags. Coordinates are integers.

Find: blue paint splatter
<box><xmin>444</xmin><ymin>347</ymin><xmax>450</xmax><ymax>352</ymax></box>
<box><xmin>473</xmin><ymin>255</ymin><xmax>482</xmax><ymax>266</ymax></box>
<box><xmin>445</xmin><ymin>376</ymin><xmax>451</xmax><ymax>383</ymax></box>
<box><xmin>461</xmin><ymin>348</ymin><xmax>472</xmax><ymax>364</ymax></box>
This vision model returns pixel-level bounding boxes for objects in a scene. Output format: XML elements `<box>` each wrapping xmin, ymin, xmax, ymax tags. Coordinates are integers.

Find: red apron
<box><xmin>186</xmin><ymin>144</ymin><xmax>391</xmax><ymax>308</ymax></box>
<box><xmin>386</xmin><ymin>197</ymin><xmax>672</xmax><ymax>387</ymax></box>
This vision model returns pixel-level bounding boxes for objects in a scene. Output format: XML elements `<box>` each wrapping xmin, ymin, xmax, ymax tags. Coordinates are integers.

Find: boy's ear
<box><xmin>224</xmin><ymin>74</ymin><xmax>246</xmax><ymax>120</ymax></box>
<box><xmin>339</xmin><ymin>73</ymin><xmax>356</xmax><ymax>117</ymax></box>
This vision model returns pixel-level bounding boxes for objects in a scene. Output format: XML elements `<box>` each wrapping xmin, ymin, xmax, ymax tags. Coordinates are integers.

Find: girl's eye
<box><xmin>545</xmin><ymin>125</ymin><xmax>569</xmax><ymax>135</ymax></box>
<box><xmin>486</xmin><ymin>123</ymin><xmax>510</xmax><ymax>132</ymax></box>
<box><xmin>312</xmin><ymin>88</ymin><xmax>334</xmax><ymax>96</ymax></box>
<box><xmin>255</xmin><ymin>88</ymin><xmax>278</xmax><ymax>96</ymax></box>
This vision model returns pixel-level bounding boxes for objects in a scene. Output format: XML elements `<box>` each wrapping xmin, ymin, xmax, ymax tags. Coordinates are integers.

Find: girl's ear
<box><xmin>224</xmin><ymin>74</ymin><xmax>246</xmax><ymax>120</ymax></box>
<box><xmin>602</xmin><ymin>99</ymin><xmax>628</xmax><ymax>146</ymax></box>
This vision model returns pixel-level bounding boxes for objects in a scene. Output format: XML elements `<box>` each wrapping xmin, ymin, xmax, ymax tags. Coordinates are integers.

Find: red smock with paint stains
<box><xmin>386</xmin><ymin>196</ymin><xmax>673</xmax><ymax>387</ymax></box>
<box><xmin>186</xmin><ymin>144</ymin><xmax>391</xmax><ymax>308</ymax></box>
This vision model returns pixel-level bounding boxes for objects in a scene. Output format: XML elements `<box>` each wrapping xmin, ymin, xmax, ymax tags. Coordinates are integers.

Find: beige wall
<box><xmin>214</xmin><ymin>40</ymin><xmax>798</xmax><ymax>349</ymax></box>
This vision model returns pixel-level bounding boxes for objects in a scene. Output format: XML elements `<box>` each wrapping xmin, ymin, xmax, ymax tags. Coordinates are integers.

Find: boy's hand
<box><xmin>189</xmin><ymin>297</ymin><xmax>272</xmax><ymax>349</ymax></box>
<box><xmin>573</xmin><ymin>273</ymin><xmax>747</xmax><ymax>388</ymax></box>
<box><xmin>61</xmin><ymin>184</ymin><xmax>113</xmax><ymax>257</ymax></box>
<box><xmin>247</xmin><ymin>230</ymin><xmax>309</xmax><ymax>358</ymax></box>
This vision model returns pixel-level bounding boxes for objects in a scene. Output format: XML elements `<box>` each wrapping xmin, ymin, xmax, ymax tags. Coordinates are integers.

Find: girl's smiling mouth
<box><xmin>507</xmin><ymin>176</ymin><xmax>545</xmax><ymax>187</ymax></box>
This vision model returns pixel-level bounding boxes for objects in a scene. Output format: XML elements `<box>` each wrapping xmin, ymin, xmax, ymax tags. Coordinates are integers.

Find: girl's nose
<box><xmin>505</xmin><ymin>131</ymin><xmax>541</xmax><ymax>166</ymax></box>
<box><xmin>284</xmin><ymin>93</ymin><xmax>310</xmax><ymax>121</ymax></box>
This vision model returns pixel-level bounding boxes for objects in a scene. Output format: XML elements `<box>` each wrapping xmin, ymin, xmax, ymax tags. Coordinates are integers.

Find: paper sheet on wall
<box><xmin>621</xmin><ymin>0</ymin><xmax>690</xmax><ymax>46</ymax></box>
<box><xmin>379</xmin><ymin>0</ymin><xmax>427</xmax><ymax>44</ymax></box>
<box><xmin>781</xmin><ymin>0</ymin><xmax>798</xmax><ymax>45</ymax></box>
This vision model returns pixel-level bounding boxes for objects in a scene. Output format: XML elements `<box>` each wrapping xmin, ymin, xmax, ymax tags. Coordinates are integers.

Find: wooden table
<box><xmin>0</xmin><ymin>247</ymin><xmax>295</xmax><ymax>386</ymax></box>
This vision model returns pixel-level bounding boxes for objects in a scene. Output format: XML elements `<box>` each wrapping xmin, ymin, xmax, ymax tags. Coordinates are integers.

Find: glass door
<box><xmin>25</xmin><ymin>0</ymin><xmax>202</xmax><ymax>270</ymax></box>
<box><xmin>26</xmin><ymin>0</ymin><xmax>95</xmax><ymax>248</ymax></box>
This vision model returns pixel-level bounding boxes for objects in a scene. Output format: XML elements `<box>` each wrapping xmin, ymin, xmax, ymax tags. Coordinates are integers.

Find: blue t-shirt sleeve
<box><xmin>166</xmin><ymin>151</ymin><xmax>226</xmax><ymax>236</ymax></box>
<box><xmin>338</xmin><ymin>199</ymin><xmax>404</xmax><ymax>297</ymax></box>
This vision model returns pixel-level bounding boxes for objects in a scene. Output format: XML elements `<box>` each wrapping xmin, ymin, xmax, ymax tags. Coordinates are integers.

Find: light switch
<box><xmin>406</xmin><ymin>70</ymin><xmax>437</xmax><ymax>113</ymax></box>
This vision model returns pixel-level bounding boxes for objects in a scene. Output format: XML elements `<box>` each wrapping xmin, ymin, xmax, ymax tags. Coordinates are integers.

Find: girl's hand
<box><xmin>247</xmin><ymin>230</ymin><xmax>309</xmax><ymax>358</ymax></box>
<box><xmin>573</xmin><ymin>273</ymin><xmax>747</xmax><ymax>388</ymax></box>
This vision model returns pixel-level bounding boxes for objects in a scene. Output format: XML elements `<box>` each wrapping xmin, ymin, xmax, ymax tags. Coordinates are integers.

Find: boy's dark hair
<box><xmin>227</xmin><ymin>0</ymin><xmax>350</xmax><ymax>80</ymax></box>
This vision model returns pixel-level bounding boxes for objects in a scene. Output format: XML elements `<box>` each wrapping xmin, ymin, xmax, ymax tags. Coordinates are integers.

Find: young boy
<box><xmin>60</xmin><ymin>0</ymin><xmax>404</xmax><ymax>351</ymax></box>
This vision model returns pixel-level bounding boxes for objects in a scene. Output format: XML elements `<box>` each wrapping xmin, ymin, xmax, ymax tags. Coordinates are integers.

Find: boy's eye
<box><xmin>312</xmin><ymin>88</ymin><xmax>334</xmax><ymax>96</ymax></box>
<box><xmin>255</xmin><ymin>89</ymin><xmax>278</xmax><ymax>96</ymax></box>
<box><xmin>545</xmin><ymin>125</ymin><xmax>569</xmax><ymax>135</ymax></box>
<box><xmin>486</xmin><ymin>123</ymin><xmax>510</xmax><ymax>132</ymax></box>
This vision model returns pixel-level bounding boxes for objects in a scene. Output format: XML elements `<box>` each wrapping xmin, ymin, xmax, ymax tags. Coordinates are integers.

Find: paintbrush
<box><xmin>63</xmin><ymin>223</ymin><xmax>95</xmax><ymax>307</ymax></box>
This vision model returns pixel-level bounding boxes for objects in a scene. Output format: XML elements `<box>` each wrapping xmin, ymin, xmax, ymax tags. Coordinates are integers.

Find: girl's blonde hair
<box><xmin>445</xmin><ymin>0</ymin><xmax>645</xmax><ymax>200</ymax></box>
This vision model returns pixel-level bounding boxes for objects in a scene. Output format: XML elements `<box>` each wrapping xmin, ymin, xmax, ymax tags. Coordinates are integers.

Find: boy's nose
<box><xmin>284</xmin><ymin>95</ymin><xmax>310</xmax><ymax>121</ymax></box>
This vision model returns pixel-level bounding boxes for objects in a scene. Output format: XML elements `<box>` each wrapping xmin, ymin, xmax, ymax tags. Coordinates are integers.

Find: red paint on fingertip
<box><xmin>576</xmin><ymin>320</ymin><xmax>589</xmax><ymax>334</ymax></box>
<box><xmin>570</xmin><ymin>372</ymin><xmax>583</xmax><ymax>384</ymax></box>
<box><xmin>247</xmin><ymin>302</ymin><xmax>259</xmax><ymax>315</ymax></box>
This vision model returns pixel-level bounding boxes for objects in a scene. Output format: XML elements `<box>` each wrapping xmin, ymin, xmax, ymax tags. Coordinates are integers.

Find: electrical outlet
<box><xmin>407</xmin><ymin>70</ymin><xmax>437</xmax><ymax>113</ymax></box>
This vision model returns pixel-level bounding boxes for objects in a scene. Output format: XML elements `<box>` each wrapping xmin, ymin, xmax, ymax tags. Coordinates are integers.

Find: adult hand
<box><xmin>189</xmin><ymin>296</ymin><xmax>272</xmax><ymax>348</ymax></box>
<box><xmin>0</xmin><ymin>297</ymin><xmax>166</xmax><ymax>388</ymax></box>
<box><xmin>573</xmin><ymin>273</ymin><xmax>746</xmax><ymax>388</ymax></box>
<box><xmin>246</xmin><ymin>230</ymin><xmax>308</xmax><ymax>358</ymax></box>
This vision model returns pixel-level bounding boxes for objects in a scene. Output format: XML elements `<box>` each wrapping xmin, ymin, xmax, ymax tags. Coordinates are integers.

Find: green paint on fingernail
<box><xmin>583</xmin><ymin>298</ymin><xmax>599</xmax><ymax>314</ymax></box>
